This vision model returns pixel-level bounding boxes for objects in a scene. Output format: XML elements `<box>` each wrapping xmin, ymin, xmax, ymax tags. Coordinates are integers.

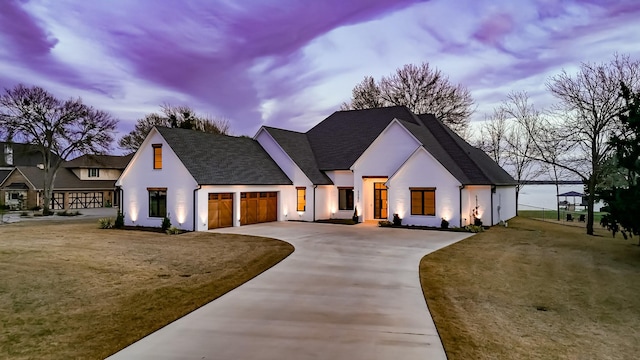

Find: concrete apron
<box><xmin>107</xmin><ymin>222</ymin><xmax>472</xmax><ymax>360</ymax></box>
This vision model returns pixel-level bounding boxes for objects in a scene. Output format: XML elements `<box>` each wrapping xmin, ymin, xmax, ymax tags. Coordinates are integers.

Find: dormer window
<box><xmin>152</xmin><ymin>144</ymin><xmax>162</xmax><ymax>169</ymax></box>
<box><xmin>88</xmin><ymin>168</ymin><xmax>100</xmax><ymax>177</ymax></box>
<box><xmin>4</xmin><ymin>144</ymin><xmax>12</xmax><ymax>165</ymax></box>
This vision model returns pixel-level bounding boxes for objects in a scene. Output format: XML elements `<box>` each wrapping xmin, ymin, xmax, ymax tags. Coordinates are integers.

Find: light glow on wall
<box><xmin>175</xmin><ymin>189</ymin><xmax>187</xmax><ymax>225</ymax></box>
<box><xmin>129</xmin><ymin>201</ymin><xmax>139</xmax><ymax>222</ymax></box>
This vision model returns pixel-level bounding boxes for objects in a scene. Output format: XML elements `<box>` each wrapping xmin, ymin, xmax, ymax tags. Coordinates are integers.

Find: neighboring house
<box><xmin>0</xmin><ymin>148</ymin><xmax>132</xmax><ymax>210</ymax></box>
<box><xmin>117</xmin><ymin>106</ymin><xmax>517</xmax><ymax>231</ymax></box>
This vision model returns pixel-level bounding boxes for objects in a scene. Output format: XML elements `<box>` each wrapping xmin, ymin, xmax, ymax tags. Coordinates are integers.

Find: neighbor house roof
<box><xmin>265</xmin><ymin>106</ymin><xmax>516</xmax><ymax>186</ymax></box>
<box><xmin>5</xmin><ymin>166</ymin><xmax>115</xmax><ymax>190</ymax></box>
<box><xmin>156</xmin><ymin>127</ymin><xmax>292</xmax><ymax>185</ymax></box>
<box><xmin>64</xmin><ymin>154</ymin><xmax>133</xmax><ymax>169</ymax></box>
<box><xmin>0</xmin><ymin>141</ymin><xmax>61</xmax><ymax>167</ymax></box>
<box><xmin>261</xmin><ymin>127</ymin><xmax>333</xmax><ymax>185</ymax></box>
<box><xmin>0</xmin><ymin>169</ymin><xmax>10</xmax><ymax>184</ymax></box>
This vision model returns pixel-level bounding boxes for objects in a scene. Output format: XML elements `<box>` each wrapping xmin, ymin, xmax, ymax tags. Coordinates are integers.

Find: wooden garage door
<box><xmin>240</xmin><ymin>192</ymin><xmax>277</xmax><ymax>225</ymax></box>
<box><xmin>208</xmin><ymin>193</ymin><xmax>233</xmax><ymax>229</ymax></box>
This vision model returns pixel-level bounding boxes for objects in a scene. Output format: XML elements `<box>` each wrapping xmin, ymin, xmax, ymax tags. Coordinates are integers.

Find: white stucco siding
<box><xmin>351</xmin><ymin>121</ymin><xmax>421</xmax><ymax>221</ymax></box>
<box><xmin>387</xmin><ymin>148</ymin><xmax>462</xmax><ymax>227</ymax></box>
<box><xmin>194</xmin><ymin>185</ymin><xmax>294</xmax><ymax>231</ymax></box>
<box><xmin>461</xmin><ymin>185</ymin><xmax>492</xmax><ymax>226</ymax></box>
<box><xmin>117</xmin><ymin>130</ymin><xmax>197</xmax><ymax>230</ymax></box>
<box><xmin>255</xmin><ymin>130</ymin><xmax>312</xmax><ymax>186</ymax></box>
<box><xmin>494</xmin><ymin>185</ymin><xmax>517</xmax><ymax>224</ymax></box>
<box><xmin>324</xmin><ymin>171</ymin><xmax>355</xmax><ymax>219</ymax></box>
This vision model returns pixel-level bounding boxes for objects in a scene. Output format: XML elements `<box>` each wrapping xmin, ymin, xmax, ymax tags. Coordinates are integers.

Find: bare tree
<box><xmin>0</xmin><ymin>84</ymin><xmax>117</xmax><ymax>214</ymax></box>
<box><xmin>342</xmin><ymin>62</ymin><xmax>475</xmax><ymax>136</ymax></box>
<box><xmin>478</xmin><ymin>108</ymin><xmax>509</xmax><ymax>167</ymax></box>
<box><xmin>541</xmin><ymin>54</ymin><xmax>640</xmax><ymax>234</ymax></box>
<box><xmin>118</xmin><ymin>104</ymin><xmax>230</xmax><ymax>152</ymax></box>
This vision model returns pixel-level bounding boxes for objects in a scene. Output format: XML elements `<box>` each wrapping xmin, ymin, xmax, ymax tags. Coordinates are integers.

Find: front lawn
<box><xmin>420</xmin><ymin>217</ymin><xmax>640</xmax><ymax>359</ymax></box>
<box><xmin>0</xmin><ymin>219</ymin><xmax>294</xmax><ymax>359</ymax></box>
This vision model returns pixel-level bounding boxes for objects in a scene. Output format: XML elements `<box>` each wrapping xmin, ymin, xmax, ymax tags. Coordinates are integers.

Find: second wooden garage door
<box><xmin>208</xmin><ymin>193</ymin><xmax>233</xmax><ymax>229</ymax></box>
<box><xmin>241</xmin><ymin>192</ymin><xmax>277</xmax><ymax>225</ymax></box>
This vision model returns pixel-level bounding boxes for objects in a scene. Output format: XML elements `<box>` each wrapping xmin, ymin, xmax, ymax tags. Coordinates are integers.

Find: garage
<box><xmin>208</xmin><ymin>193</ymin><xmax>233</xmax><ymax>229</ymax></box>
<box><xmin>240</xmin><ymin>192</ymin><xmax>277</xmax><ymax>225</ymax></box>
<box><xmin>68</xmin><ymin>192</ymin><xmax>104</xmax><ymax>209</ymax></box>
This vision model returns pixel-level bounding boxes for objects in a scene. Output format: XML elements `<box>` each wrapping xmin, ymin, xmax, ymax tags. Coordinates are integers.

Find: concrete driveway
<box><xmin>107</xmin><ymin>222</ymin><xmax>472</xmax><ymax>360</ymax></box>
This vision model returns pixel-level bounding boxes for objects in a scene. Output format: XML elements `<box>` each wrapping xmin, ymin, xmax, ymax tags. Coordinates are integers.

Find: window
<box><xmin>152</xmin><ymin>144</ymin><xmax>162</xmax><ymax>169</ymax></box>
<box><xmin>148</xmin><ymin>188</ymin><xmax>167</xmax><ymax>217</ymax></box>
<box><xmin>296</xmin><ymin>187</ymin><xmax>306</xmax><ymax>212</ymax></box>
<box><xmin>88</xmin><ymin>168</ymin><xmax>100</xmax><ymax>177</ymax></box>
<box><xmin>338</xmin><ymin>187</ymin><xmax>354</xmax><ymax>210</ymax></box>
<box><xmin>4</xmin><ymin>144</ymin><xmax>13</xmax><ymax>165</ymax></box>
<box><xmin>410</xmin><ymin>188</ymin><xmax>436</xmax><ymax>216</ymax></box>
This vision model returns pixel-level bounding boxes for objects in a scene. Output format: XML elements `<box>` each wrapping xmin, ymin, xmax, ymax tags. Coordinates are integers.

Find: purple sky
<box><xmin>2</xmin><ymin>0</ymin><xmax>640</xmax><ymax>148</ymax></box>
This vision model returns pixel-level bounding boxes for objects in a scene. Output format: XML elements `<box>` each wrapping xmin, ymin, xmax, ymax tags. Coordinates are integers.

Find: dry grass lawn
<box><xmin>0</xmin><ymin>219</ymin><xmax>294</xmax><ymax>359</ymax></box>
<box><xmin>420</xmin><ymin>217</ymin><xmax>640</xmax><ymax>360</ymax></box>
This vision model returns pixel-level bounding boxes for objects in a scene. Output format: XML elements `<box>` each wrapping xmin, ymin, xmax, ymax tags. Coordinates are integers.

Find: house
<box><xmin>116</xmin><ymin>106</ymin><xmax>517</xmax><ymax>231</ymax></box>
<box><xmin>0</xmin><ymin>147</ymin><xmax>132</xmax><ymax>210</ymax></box>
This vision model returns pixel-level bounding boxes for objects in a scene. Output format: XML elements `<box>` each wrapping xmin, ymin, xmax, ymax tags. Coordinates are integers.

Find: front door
<box><xmin>373</xmin><ymin>182</ymin><xmax>387</xmax><ymax>219</ymax></box>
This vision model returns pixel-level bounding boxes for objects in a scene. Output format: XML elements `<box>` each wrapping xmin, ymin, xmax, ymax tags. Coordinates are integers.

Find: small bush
<box><xmin>98</xmin><ymin>218</ymin><xmax>113</xmax><ymax>229</ymax></box>
<box><xmin>166</xmin><ymin>226</ymin><xmax>181</xmax><ymax>235</ymax></box>
<box><xmin>57</xmin><ymin>210</ymin><xmax>81</xmax><ymax>216</ymax></box>
<box><xmin>440</xmin><ymin>218</ymin><xmax>450</xmax><ymax>229</ymax></box>
<box><xmin>20</xmin><ymin>211</ymin><xmax>30</xmax><ymax>217</ymax></box>
<box><xmin>114</xmin><ymin>211</ymin><xmax>124</xmax><ymax>229</ymax></box>
<box><xmin>464</xmin><ymin>225</ymin><xmax>484</xmax><ymax>233</ymax></box>
<box><xmin>161</xmin><ymin>214</ymin><xmax>172</xmax><ymax>232</ymax></box>
<box><xmin>30</xmin><ymin>206</ymin><xmax>42</xmax><ymax>211</ymax></box>
<box><xmin>393</xmin><ymin>214</ymin><xmax>402</xmax><ymax>226</ymax></box>
<box><xmin>378</xmin><ymin>220</ymin><xmax>393</xmax><ymax>227</ymax></box>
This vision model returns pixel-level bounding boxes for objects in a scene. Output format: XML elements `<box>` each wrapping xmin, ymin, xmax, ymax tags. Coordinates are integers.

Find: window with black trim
<box><xmin>410</xmin><ymin>188</ymin><xmax>436</xmax><ymax>216</ymax></box>
<box><xmin>296</xmin><ymin>187</ymin><xmax>306</xmax><ymax>212</ymax></box>
<box><xmin>148</xmin><ymin>188</ymin><xmax>167</xmax><ymax>217</ymax></box>
<box><xmin>152</xmin><ymin>144</ymin><xmax>162</xmax><ymax>169</ymax></box>
<box><xmin>338</xmin><ymin>188</ymin><xmax>354</xmax><ymax>210</ymax></box>
<box><xmin>88</xmin><ymin>168</ymin><xmax>100</xmax><ymax>177</ymax></box>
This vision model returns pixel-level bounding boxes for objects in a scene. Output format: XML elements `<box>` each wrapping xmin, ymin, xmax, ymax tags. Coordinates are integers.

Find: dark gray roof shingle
<box><xmin>13</xmin><ymin>166</ymin><xmax>116</xmax><ymax>190</ymax></box>
<box><xmin>156</xmin><ymin>127</ymin><xmax>292</xmax><ymax>185</ymax></box>
<box><xmin>64</xmin><ymin>154</ymin><xmax>133</xmax><ymax>169</ymax></box>
<box><xmin>262</xmin><ymin>127</ymin><xmax>332</xmax><ymax>185</ymax></box>
<box><xmin>306</xmin><ymin>106</ymin><xmax>420</xmax><ymax>170</ymax></box>
<box><xmin>265</xmin><ymin>106</ymin><xmax>516</xmax><ymax>186</ymax></box>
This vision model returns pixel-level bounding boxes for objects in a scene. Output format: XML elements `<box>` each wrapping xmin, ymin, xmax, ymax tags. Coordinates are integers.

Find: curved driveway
<box><xmin>108</xmin><ymin>222</ymin><xmax>471</xmax><ymax>360</ymax></box>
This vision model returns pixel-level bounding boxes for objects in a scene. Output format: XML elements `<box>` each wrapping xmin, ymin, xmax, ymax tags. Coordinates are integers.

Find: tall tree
<box><xmin>0</xmin><ymin>84</ymin><xmax>117</xmax><ymax>214</ymax></box>
<box><xmin>540</xmin><ymin>54</ymin><xmax>640</xmax><ymax>235</ymax></box>
<box><xmin>341</xmin><ymin>62</ymin><xmax>475</xmax><ymax>135</ymax></box>
<box><xmin>599</xmin><ymin>83</ymin><xmax>640</xmax><ymax>243</ymax></box>
<box><xmin>119</xmin><ymin>104</ymin><xmax>230</xmax><ymax>152</ymax></box>
<box><xmin>478</xmin><ymin>92</ymin><xmax>545</xmax><ymax>211</ymax></box>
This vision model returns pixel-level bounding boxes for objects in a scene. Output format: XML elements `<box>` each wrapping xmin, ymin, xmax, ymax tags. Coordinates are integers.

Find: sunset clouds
<box><xmin>1</xmin><ymin>0</ymin><xmax>639</xmax><ymax>140</ymax></box>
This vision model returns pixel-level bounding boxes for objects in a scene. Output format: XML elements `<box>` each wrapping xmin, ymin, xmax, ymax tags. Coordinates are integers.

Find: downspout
<box><xmin>491</xmin><ymin>185</ymin><xmax>495</xmax><ymax>226</ymax></box>
<box><xmin>459</xmin><ymin>185</ymin><xmax>465</xmax><ymax>227</ymax></box>
<box><xmin>313</xmin><ymin>185</ymin><xmax>317</xmax><ymax>222</ymax></box>
<box><xmin>115</xmin><ymin>185</ymin><xmax>122</xmax><ymax>214</ymax></box>
<box><xmin>192</xmin><ymin>185</ymin><xmax>201</xmax><ymax>231</ymax></box>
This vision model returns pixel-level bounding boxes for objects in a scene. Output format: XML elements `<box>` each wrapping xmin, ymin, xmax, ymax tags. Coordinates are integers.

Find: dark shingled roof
<box><xmin>265</xmin><ymin>106</ymin><xmax>516</xmax><ymax>186</ymax></box>
<box><xmin>12</xmin><ymin>166</ymin><xmax>115</xmax><ymax>190</ymax></box>
<box><xmin>306</xmin><ymin>106</ymin><xmax>420</xmax><ymax>170</ymax></box>
<box><xmin>262</xmin><ymin>127</ymin><xmax>332</xmax><ymax>185</ymax></box>
<box><xmin>156</xmin><ymin>127</ymin><xmax>292</xmax><ymax>185</ymax></box>
<box><xmin>0</xmin><ymin>169</ymin><xmax>10</xmax><ymax>184</ymax></box>
<box><xmin>64</xmin><ymin>154</ymin><xmax>133</xmax><ymax>169</ymax></box>
<box><xmin>0</xmin><ymin>142</ymin><xmax>61</xmax><ymax>167</ymax></box>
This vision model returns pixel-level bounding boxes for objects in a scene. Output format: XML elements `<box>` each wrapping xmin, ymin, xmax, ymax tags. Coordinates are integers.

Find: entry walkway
<box><xmin>107</xmin><ymin>222</ymin><xmax>471</xmax><ymax>360</ymax></box>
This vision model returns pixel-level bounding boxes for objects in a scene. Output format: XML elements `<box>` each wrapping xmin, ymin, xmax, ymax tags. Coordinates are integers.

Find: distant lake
<box><xmin>518</xmin><ymin>184</ymin><xmax>604</xmax><ymax>212</ymax></box>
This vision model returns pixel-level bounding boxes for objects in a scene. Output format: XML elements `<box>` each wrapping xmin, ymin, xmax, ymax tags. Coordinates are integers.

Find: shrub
<box><xmin>57</xmin><ymin>210</ymin><xmax>81</xmax><ymax>216</ymax></box>
<box><xmin>114</xmin><ymin>211</ymin><xmax>124</xmax><ymax>229</ymax></box>
<box><xmin>161</xmin><ymin>214</ymin><xmax>172</xmax><ymax>232</ymax></box>
<box><xmin>166</xmin><ymin>226</ymin><xmax>181</xmax><ymax>235</ymax></box>
<box><xmin>20</xmin><ymin>211</ymin><xmax>29</xmax><ymax>217</ymax></box>
<box><xmin>464</xmin><ymin>225</ymin><xmax>484</xmax><ymax>233</ymax></box>
<box><xmin>440</xmin><ymin>218</ymin><xmax>450</xmax><ymax>229</ymax></box>
<box><xmin>392</xmin><ymin>214</ymin><xmax>402</xmax><ymax>226</ymax></box>
<box><xmin>98</xmin><ymin>218</ymin><xmax>113</xmax><ymax>229</ymax></box>
<box><xmin>378</xmin><ymin>220</ymin><xmax>393</xmax><ymax>227</ymax></box>
<box><xmin>30</xmin><ymin>206</ymin><xmax>42</xmax><ymax>211</ymax></box>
